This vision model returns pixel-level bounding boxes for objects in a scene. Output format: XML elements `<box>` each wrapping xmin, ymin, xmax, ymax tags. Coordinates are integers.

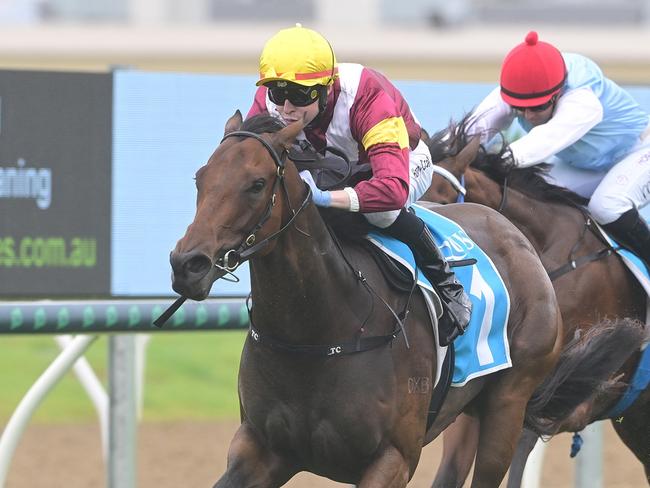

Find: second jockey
<box><xmin>472</xmin><ymin>31</ymin><xmax>650</xmax><ymax>269</ymax></box>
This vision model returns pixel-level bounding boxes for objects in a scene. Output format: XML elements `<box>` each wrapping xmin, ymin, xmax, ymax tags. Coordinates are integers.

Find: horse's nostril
<box><xmin>171</xmin><ymin>250</ymin><xmax>212</xmax><ymax>280</ymax></box>
<box><xmin>186</xmin><ymin>254</ymin><xmax>212</xmax><ymax>274</ymax></box>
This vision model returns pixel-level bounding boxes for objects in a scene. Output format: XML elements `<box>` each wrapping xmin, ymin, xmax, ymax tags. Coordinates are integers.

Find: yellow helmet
<box><xmin>257</xmin><ymin>25</ymin><xmax>338</xmax><ymax>87</ymax></box>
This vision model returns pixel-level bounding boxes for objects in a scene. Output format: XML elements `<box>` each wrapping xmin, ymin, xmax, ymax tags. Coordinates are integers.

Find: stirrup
<box><xmin>439</xmin><ymin>313</ymin><xmax>467</xmax><ymax>347</ymax></box>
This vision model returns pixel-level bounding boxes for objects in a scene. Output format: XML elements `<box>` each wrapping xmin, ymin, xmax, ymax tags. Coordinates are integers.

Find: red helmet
<box><xmin>500</xmin><ymin>31</ymin><xmax>566</xmax><ymax>107</ymax></box>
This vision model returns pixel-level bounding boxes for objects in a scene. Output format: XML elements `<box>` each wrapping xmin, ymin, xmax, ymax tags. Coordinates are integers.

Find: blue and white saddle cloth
<box><xmin>366</xmin><ymin>204</ymin><xmax>512</xmax><ymax>387</ymax></box>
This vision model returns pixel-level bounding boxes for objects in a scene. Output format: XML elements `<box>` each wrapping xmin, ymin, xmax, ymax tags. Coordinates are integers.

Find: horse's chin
<box><xmin>172</xmin><ymin>266</ymin><xmax>221</xmax><ymax>301</ymax></box>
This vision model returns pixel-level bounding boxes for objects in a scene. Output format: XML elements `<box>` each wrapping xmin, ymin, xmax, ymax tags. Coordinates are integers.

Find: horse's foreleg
<box><xmin>357</xmin><ymin>445</ymin><xmax>410</xmax><ymax>488</ymax></box>
<box><xmin>432</xmin><ymin>413</ymin><xmax>479</xmax><ymax>488</ymax></box>
<box><xmin>214</xmin><ymin>423</ymin><xmax>294</xmax><ymax>488</ymax></box>
<box><xmin>470</xmin><ymin>395</ymin><xmax>527</xmax><ymax>488</ymax></box>
<box><xmin>506</xmin><ymin>428</ymin><xmax>539</xmax><ymax>488</ymax></box>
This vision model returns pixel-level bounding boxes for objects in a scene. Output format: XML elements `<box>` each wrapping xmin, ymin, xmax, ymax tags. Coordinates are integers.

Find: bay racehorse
<box><xmin>422</xmin><ymin>117</ymin><xmax>649</xmax><ymax>486</ymax></box>
<box><xmin>168</xmin><ymin>112</ymin><xmax>637</xmax><ymax>487</ymax></box>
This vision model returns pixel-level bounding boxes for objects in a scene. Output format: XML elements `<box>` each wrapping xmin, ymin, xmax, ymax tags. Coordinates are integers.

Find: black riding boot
<box><xmin>602</xmin><ymin>208</ymin><xmax>650</xmax><ymax>270</ymax></box>
<box><xmin>385</xmin><ymin>209</ymin><xmax>472</xmax><ymax>346</ymax></box>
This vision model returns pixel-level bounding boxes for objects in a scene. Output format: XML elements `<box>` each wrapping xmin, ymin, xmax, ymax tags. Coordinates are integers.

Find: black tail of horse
<box><xmin>524</xmin><ymin>318</ymin><xmax>645</xmax><ymax>435</ymax></box>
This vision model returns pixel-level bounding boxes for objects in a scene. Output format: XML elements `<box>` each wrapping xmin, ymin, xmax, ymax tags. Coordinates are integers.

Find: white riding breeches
<box><xmin>364</xmin><ymin>139</ymin><xmax>433</xmax><ymax>228</ymax></box>
<box><xmin>542</xmin><ymin>125</ymin><xmax>650</xmax><ymax>224</ymax></box>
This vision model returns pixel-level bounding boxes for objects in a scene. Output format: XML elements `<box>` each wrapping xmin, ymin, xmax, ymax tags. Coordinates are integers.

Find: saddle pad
<box><xmin>595</xmin><ymin>222</ymin><xmax>650</xmax><ymax>302</ymax></box>
<box><xmin>366</xmin><ymin>204</ymin><xmax>512</xmax><ymax>387</ymax></box>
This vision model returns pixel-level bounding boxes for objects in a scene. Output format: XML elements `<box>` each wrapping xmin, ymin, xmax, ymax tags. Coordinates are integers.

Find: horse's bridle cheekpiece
<box><xmin>216</xmin><ymin>130</ymin><xmax>312</xmax><ymax>275</ymax></box>
<box><xmin>154</xmin><ymin>129</ymin><xmax>311</xmax><ymax>328</ymax></box>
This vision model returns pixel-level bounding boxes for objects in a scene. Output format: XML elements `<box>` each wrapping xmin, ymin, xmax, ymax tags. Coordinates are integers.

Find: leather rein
<box><xmin>158</xmin><ymin>130</ymin><xmax>414</xmax><ymax>357</ymax></box>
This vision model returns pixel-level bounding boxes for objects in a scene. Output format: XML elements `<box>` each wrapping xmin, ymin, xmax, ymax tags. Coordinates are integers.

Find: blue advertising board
<box><xmin>108</xmin><ymin>70</ymin><xmax>650</xmax><ymax>297</ymax></box>
<box><xmin>110</xmin><ymin>71</ymin><xmax>497</xmax><ymax>297</ymax></box>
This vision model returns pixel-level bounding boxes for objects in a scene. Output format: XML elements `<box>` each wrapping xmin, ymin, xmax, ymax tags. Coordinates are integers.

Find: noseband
<box><xmin>215</xmin><ymin>130</ymin><xmax>311</xmax><ymax>275</ymax></box>
<box><xmin>431</xmin><ymin>165</ymin><xmax>466</xmax><ymax>203</ymax></box>
<box><xmin>432</xmin><ymin>164</ymin><xmax>511</xmax><ymax>212</ymax></box>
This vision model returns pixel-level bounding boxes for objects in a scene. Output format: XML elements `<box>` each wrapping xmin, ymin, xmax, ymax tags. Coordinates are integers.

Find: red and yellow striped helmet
<box><xmin>257</xmin><ymin>25</ymin><xmax>338</xmax><ymax>87</ymax></box>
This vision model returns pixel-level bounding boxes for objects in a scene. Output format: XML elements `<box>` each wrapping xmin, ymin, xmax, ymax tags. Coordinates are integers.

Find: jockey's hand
<box><xmin>299</xmin><ymin>170</ymin><xmax>332</xmax><ymax>207</ymax></box>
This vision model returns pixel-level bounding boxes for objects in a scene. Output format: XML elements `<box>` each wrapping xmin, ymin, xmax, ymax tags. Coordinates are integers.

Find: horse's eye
<box><xmin>249</xmin><ymin>178</ymin><xmax>266</xmax><ymax>193</ymax></box>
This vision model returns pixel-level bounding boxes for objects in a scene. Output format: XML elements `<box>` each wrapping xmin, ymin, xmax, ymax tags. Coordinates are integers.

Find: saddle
<box><xmin>360</xmin><ymin>240</ymin><xmax>416</xmax><ymax>293</ymax></box>
<box><xmin>289</xmin><ymin>141</ymin><xmax>371</xmax><ymax>190</ymax></box>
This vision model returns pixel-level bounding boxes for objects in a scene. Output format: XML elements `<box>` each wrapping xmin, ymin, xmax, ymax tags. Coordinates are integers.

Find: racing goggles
<box><xmin>511</xmin><ymin>95</ymin><xmax>557</xmax><ymax>113</ymax></box>
<box><xmin>267</xmin><ymin>82</ymin><xmax>320</xmax><ymax>107</ymax></box>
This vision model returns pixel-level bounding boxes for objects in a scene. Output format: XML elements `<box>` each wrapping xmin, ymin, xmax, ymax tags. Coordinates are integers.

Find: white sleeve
<box><xmin>509</xmin><ymin>87</ymin><xmax>604</xmax><ymax>168</ymax></box>
<box><xmin>469</xmin><ymin>87</ymin><xmax>516</xmax><ymax>142</ymax></box>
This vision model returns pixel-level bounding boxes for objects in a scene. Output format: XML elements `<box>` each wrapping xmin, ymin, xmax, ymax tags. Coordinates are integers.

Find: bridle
<box><xmin>153</xmin><ymin>129</ymin><xmax>311</xmax><ymax>327</ymax></box>
<box><xmin>214</xmin><ymin>130</ymin><xmax>312</xmax><ymax>277</ymax></box>
<box><xmin>221</xmin><ymin>131</ymin><xmax>414</xmax><ymax>357</ymax></box>
<box><xmin>432</xmin><ymin>163</ymin><xmax>510</xmax><ymax>212</ymax></box>
<box><xmin>157</xmin><ymin>127</ymin><xmax>418</xmax><ymax>353</ymax></box>
<box><xmin>431</xmin><ymin>164</ymin><xmax>466</xmax><ymax>204</ymax></box>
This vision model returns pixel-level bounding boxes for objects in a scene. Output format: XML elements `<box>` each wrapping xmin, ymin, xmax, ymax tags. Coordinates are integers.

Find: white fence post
<box><xmin>108</xmin><ymin>334</ymin><xmax>137</xmax><ymax>488</ymax></box>
<box><xmin>521</xmin><ymin>438</ymin><xmax>546</xmax><ymax>488</ymax></box>
<box><xmin>575</xmin><ymin>423</ymin><xmax>603</xmax><ymax>488</ymax></box>
<box><xmin>55</xmin><ymin>335</ymin><xmax>109</xmax><ymax>459</ymax></box>
<box><xmin>0</xmin><ymin>335</ymin><xmax>98</xmax><ymax>488</ymax></box>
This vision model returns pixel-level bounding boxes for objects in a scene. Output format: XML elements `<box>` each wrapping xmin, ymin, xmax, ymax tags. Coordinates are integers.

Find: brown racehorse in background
<box><xmin>168</xmin><ymin>111</ymin><xmax>644</xmax><ymax>487</ymax></box>
<box><xmin>422</xmin><ymin>117</ymin><xmax>650</xmax><ymax>486</ymax></box>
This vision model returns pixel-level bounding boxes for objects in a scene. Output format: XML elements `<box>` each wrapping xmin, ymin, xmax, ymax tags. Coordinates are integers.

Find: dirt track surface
<box><xmin>4</xmin><ymin>420</ymin><xmax>646</xmax><ymax>487</ymax></box>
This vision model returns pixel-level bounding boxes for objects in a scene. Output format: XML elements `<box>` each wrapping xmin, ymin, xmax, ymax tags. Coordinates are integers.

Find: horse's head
<box><xmin>170</xmin><ymin>111</ymin><xmax>307</xmax><ymax>300</ymax></box>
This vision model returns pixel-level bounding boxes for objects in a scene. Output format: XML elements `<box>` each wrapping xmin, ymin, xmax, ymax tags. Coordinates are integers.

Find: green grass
<box><xmin>0</xmin><ymin>330</ymin><xmax>246</xmax><ymax>424</ymax></box>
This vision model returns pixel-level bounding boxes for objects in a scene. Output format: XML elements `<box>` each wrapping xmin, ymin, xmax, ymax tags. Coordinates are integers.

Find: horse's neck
<box><xmin>249</xmin><ymin>206</ymin><xmax>361</xmax><ymax>343</ymax></box>
<box><xmin>466</xmin><ymin>169</ymin><xmax>573</xmax><ymax>251</ymax></box>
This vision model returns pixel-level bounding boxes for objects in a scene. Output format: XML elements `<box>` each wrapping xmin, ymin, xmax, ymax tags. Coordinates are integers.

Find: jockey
<box><xmin>472</xmin><ymin>31</ymin><xmax>650</xmax><ymax>269</ymax></box>
<box><xmin>247</xmin><ymin>24</ymin><xmax>472</xmax><ymax>346</ymax></box>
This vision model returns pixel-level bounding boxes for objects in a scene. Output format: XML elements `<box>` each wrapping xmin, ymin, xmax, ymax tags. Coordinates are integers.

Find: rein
<box><xmin>153</xmin><ymin>129</ymin><xmax>311</xmax><ymax>328</ymax></box>
<box><xmin>246</xmin><ymin>225</ymin><xmax>417</xmax><ymax>356</ymax></box>
<box><xmin>160</xmin><ymin>128</ymin><xmax>417</xmax><ymax>355</ymax></box>
<box><xmin>214</xmin><ymin>130</ymin><xmax>312</xmax><ymax>275</ymax></box>
<box><xmin>234</xmin><ymin>131</ymin><xmax>418</xmax><ymax>356</ymax></box>
<box><xmin>228</xmin><ymin>130</ymin><xmax>417</xmax><ymax>356</ymax></box>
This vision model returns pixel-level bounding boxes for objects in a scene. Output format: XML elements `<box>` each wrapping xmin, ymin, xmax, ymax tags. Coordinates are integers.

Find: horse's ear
<box><xmin>271</xmin><ymin>119</ymin><xmax>304</xmax><ymax>151</ymax></box>
<box><xmin>455</xmin><ymin>135</ymin><xmax>481</xmax><ymax>171</ymax></box>
<box><xmin>224</xmin><ymin>110</ymin><xmax>243</xmax><ymax>136</ymax></box>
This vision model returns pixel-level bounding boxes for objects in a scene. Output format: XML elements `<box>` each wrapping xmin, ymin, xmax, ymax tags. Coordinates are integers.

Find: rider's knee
<box><xmin>588</xmin><ymin>193</ymin><xmax>633</xmax><ymax>225</ymax></box>
<box><xmin>364</xmin><ymin>209</ymin><xmax>402</xmax><ymax>228</ymax></box>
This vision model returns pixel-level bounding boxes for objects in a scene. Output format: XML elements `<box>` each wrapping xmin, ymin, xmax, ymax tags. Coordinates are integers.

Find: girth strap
<box><xmin>546</xmin><ymin>215</ymin><xmax>618</xmax><ymax>281</ymax></box>
<box><xmin>248</xmin><ymin>325</ymin><xmax>401</xmax><ymax>356</ymax></box>
<box><xmin>547</xmin><ymin>248</ymin><xmax>615</xmax><ymax>281</ymax></box>
<box><xmin>426</xmin><ymin>343</ymin><xmax>455</xmax><ymax>431</ymax></box>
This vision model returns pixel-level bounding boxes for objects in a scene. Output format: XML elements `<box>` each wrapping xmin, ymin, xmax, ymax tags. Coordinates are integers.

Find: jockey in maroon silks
<box><xmin>247</xmin><ymin>25</ymin><xmax>472</xmax><ymax>346</ymax></box>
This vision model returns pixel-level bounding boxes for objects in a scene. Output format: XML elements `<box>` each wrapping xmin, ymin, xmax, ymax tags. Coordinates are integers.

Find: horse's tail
<box><xmin>524</xmin><ymin>318</ymin><xmax>645</xmax><ymax>436</ymax></box>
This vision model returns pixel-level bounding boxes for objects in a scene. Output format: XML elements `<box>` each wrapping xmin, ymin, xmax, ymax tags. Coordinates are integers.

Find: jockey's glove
<box><xmin>299</xmin><ymin>170</ymin><xmax>332</xmax><ymax>207</ymax></box>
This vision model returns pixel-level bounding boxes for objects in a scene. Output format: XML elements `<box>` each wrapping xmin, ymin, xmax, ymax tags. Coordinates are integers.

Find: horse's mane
<box><xmin>427</xmin><ymin>113</ymin><xmax>589</xmax><ymax>208</ymax></box>
<box><xmin>241</xmin><ymin>113</ymin><xmax>286</xmax><ymax>134</ymax></box>
<box><xmin>240</xmin><ymin>114</ymin><xmax>372</xmax><ymax>239</ymax></box>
